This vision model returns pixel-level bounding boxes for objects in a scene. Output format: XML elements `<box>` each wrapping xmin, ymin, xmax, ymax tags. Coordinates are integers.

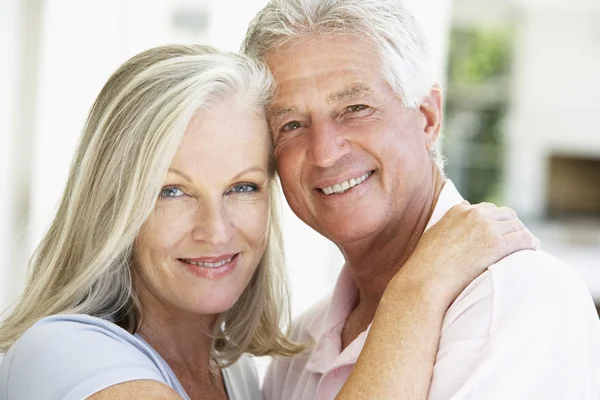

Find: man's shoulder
<box><xmin>443</xmin><ymin>249</ymin><xmax>598</xmax><ymax>336</ymax></box>
<box><xmin>431</xmin><ymin>251</ymin><xmax>600</xmax><ymax>399</ymax></box>
<box><xmin>452</xmin><ymin>249</ymin><xmax>592</xmax><ymax>306</ymax></box>
<box><xmin>445</xmin><ymin>249</ymin><xmax>598</xmax><ymax>338</ymax></box>
<box><xmin>489</xmin><ymin>249</ymin><xmax>592</xmax><ymax>303</ymax></box>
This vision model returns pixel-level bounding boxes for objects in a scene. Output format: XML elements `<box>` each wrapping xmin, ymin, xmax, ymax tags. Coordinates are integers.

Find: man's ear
<box><xmin>419</xmin><ymin>84</ymin><xmax>443</xmax><ymax>151</ymax></box>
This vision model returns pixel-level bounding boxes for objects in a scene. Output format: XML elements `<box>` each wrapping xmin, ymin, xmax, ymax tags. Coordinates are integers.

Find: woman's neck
<box><xmin>136</xmin><ymin>307</ymin><xmax>228</xmax><ymax>399</ymax></box>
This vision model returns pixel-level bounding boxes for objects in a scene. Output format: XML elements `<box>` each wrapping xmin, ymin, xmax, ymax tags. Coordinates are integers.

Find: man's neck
<box><xmin>341</xmin><ymin>170</ymin><xmax>446</xmax><ymax>321</ymax></box>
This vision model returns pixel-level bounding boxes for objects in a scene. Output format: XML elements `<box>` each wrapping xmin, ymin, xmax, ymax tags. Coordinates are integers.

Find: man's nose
<box><xmin>191</xmin><ymin>202</ymin><xmax>233</xmax><ymax>246</ymax></box>
<box><xmin>306</xmin><ymin>119</ymin><xmax>350</xmax><ymax>168</ymax></box>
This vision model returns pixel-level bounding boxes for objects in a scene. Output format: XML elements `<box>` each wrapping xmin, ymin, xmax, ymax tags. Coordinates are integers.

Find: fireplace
<box><xmin>547</xmin><ymin>154</ymin><xmax>600</xmax><ymax>218</ymax></box>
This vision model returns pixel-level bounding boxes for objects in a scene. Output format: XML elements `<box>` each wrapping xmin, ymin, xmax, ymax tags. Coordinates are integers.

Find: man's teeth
<box><xmin>321</xmin><ymin>172</ymin><xmax>372</xmax><ymax>195</ymax></box>
<box><xmin>184</xmin><ymin>256</ymin><xmax>234</xmax><ymax>268</ymax></box>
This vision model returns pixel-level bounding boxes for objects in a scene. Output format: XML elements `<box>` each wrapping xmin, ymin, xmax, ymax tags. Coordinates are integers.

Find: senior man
<box><xmin>243</xmin><ymin>0</ymin><xmax>600</xmax><ymax>399</ymax></box>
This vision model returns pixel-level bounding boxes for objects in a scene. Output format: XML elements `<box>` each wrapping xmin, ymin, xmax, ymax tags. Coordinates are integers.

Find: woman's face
<box><xmin>133</xmin><ymin>99</ymin><xmax>271</xmax><ymax>319</ymax></box>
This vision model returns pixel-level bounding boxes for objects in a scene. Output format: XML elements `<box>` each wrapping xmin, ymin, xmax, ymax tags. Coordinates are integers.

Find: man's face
<box><xmin>266</xmin><ymin>34</ymin><xmax>441</xmax><ymax>245</ymax></box>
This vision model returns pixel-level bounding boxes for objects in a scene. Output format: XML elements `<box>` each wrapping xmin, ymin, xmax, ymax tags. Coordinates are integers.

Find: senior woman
<box><xmin>0</xmin><ymin>45</ymin><xmax>536</xmax><ymax>400</ymax></box>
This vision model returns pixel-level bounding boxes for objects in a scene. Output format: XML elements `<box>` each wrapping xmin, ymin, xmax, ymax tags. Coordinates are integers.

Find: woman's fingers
<box><xmin>444</xmin><ymin>202</ymin><xmax>538</xmax><ymax>260</ymax></box>
<box><xmin>465</xmin><ymin>203</ymin><xmax>517</xmax><ymax>221</ymax></box>
<box><xmin>502</xmin><ymin>228</ymin><xmax>540</xmax><ymax>252</ymax></box>
<box><xmin>491</xmin><ymin>206</ymin><xmax>518</xmax><ymax>221</ymax></box>
<box><xmin>404</xmin><ymin>200</ymin><xmax>539</xmax><ymax>304</ymax></box>
<box><xmin>497</xmin><ymin>218</ymin><xmax>525</xmax><ymax>235</ymax></box>
<box><xmin>468</xmin><ymin>204</ymin><xmax>540</xmax><ymax>251</ymax></box>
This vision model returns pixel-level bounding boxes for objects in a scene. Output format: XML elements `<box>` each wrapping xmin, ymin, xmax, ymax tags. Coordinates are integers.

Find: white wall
<box><xmin>0</xmin><ymin>0</ymin><xmax>20</xmax><ymax>314</ymax></box>
<box><xmin>0</xmin><ymin>0</ymin><xmax>45</xmax><ymax>315</ymax></box>
<box><xmin>505</xmin><ymin>0</ymin><xmax>600</xmax><ymax>218</ymax></box>
<box><xmin>498</xmin><ymin>0</ymin><xmax>600</xmax><ymax>298</ymax></box>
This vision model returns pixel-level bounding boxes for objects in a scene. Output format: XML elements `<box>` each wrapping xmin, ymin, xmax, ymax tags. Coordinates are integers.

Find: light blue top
<box><xmin>0</xmin><ymin>314</ymin><xmax>261</xmax><ymax>400</ymax></box>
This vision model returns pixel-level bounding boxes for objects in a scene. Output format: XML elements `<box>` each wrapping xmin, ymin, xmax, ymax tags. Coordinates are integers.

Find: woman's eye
<box><xmin>159</xmin><ymin>186</ymin><xmax>185</xmax><ymax>199</ymax></box>
<box><xmin>281</xmin><ymin>121</ymin><xmax>302</xmax><ymax>132</ymax></box>
<box><xmin>229</xmin><ymin>183</ymin><xmax>258</xmax><ymax>194</ymax></box>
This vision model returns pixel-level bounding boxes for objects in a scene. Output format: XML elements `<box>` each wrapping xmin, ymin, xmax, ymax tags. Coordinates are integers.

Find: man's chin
<box><xmin>319</xmin><ymin>218</ymin><xmax>385</xmax><ymax>246</ymax></box>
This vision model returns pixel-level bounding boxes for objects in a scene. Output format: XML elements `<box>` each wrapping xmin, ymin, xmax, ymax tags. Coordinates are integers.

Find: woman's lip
<box><xmin>179</xmin><ymin>254</ymin><xmax>239</xmax><ymax>280</ymax></box>
<box><xmin>178</xmin><ymin>253</ymin><xmax>237</xmax><ymax>263</ymax></box>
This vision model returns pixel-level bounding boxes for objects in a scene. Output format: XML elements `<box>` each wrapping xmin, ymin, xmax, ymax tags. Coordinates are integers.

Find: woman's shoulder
<box><xmin>19</xmin><ymin>313</ymin><xmax>130</xmax><ymax>341</ymax></box>
<box><xmin>0</xmin><ymin>314</ymin><xmax>171</xmax><ymax>400</ymax></box>
<box><xmin>223</xmin><ymin>355</ymin><xmax>262</xmax><ymax>400</ymax></box>
<box><xmin>8</xmin><ymin>314</ymin><xmax>157</xmax><ymax>366</ymax></box>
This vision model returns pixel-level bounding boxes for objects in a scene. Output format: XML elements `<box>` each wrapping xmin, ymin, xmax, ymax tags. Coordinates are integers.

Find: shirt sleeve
<box><xmin>262</xmin><ymin>356</ymin><xmax>285</xmax><ymax>400</ymax></box>
<box><xmin>1</xmin><ymin>315</ymin><xmax>167</xmax><ymax>400</ymax></box>
<box><xmin>427</xmin><ymin>250</ymin><xmax>600</xmax><ymax>400</ymax></box>
<box><xmin>261</xmin><ymin>299</ymin><xmax>324</xmax><ymax>400</ymax></box>
<box><xmin>224</xmin><ymin>355</ymin><xmax>261</xmax><ymax>400</ymax></box>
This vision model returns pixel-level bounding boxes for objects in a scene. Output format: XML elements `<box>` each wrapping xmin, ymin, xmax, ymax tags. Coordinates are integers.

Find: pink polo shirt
<box><xmin>263</xmin><ymin>181</ymin><xmax>600</xmax><ymax>400</ymax></box>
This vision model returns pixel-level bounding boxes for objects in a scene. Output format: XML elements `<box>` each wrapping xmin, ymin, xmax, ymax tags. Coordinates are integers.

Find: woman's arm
<box><xmin>87</xmin><ymin>380</ymin><xmax>183</xmax><ymax>400</ymax></box>
<box><xmin>336</xmin><ymin>202</ymin><xmax>539</xmax><ymax>399</ymax></box>
<box><xmin>336</xmin><ymin>277</ymin><xmax>447</xmax><ymax>399</ymax></box>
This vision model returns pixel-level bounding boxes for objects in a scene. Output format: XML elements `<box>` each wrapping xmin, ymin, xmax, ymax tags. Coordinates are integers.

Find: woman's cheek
<box><xmin>231</xmin><ymin>196</ymin><xmax>270</xmax><ymax>245</ymax></box>
<box><xmin>145</xmin><ymin>202</ymin><xmax>198</xmax><ymax>246</ymax></box>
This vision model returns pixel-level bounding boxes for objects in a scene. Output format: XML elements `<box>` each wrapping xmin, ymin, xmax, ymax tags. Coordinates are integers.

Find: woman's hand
<box><xmin>396</xmin><ymin>201</ymin><xmax>539</xmax><ymax>306</ymax></box>
<box><xmin>336</xmin><ymin>202</ymin><xmax>539</xmax><ymax>400</ymax></box>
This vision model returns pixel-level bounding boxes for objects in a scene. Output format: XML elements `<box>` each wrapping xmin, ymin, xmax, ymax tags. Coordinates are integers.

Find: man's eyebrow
<box><xmin>269</xmin><ymin>105</ymin><xmax>298</xmax><ymax>121</ymax></box>
<box><xmin>268</xmin><ymin>85</ymin><xmax>374</xmax><ymax>122</ymax></box>
<box><xmin>328</xmin><ymin>85</ymin><xmax>374</xmax><ymax>103</ymax></box>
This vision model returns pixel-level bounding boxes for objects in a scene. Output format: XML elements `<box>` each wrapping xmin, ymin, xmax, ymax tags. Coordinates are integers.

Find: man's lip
<box><xmin>314</xmin><ymin>170</ymin><xmax>374</xmax><ymax>190</ymax></box>
<box><xmin>178</xmin><ymin>253</ymin><xmax>237</xmax><ymax>263</ymax></box>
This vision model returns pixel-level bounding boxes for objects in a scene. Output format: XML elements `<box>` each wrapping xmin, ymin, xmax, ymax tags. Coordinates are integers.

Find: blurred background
<box><xmin>0</xmin><ymin>0</ymin><xmax>599</xmax><ymax>352</ymax></box>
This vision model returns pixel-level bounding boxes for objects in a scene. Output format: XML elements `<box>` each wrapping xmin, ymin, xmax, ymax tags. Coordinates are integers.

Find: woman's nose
<box><xmin>191</xmin><ymin>202</ymin><xmax>233</xmax><ymax>246</ymax></box>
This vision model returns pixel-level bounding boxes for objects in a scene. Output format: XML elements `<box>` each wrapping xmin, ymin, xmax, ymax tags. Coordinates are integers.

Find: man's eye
<box><xmin>229</xmin><ymin>183</ymin><xmax>259</xmax><ymax>194</ymax></box>
<box><xmin>159</xmin><ymin>186</ymin><xmax>184</xmax><ymax>199</ymax></box>
<box><xmin>347</xmin><ymin>104</ymin><xmax>369</xmax><ymax>113</ymax></box>
<box><xmin>281</xmin><ymin>121</ymin><xmax>302</xmax><ymax>132</ymax></box>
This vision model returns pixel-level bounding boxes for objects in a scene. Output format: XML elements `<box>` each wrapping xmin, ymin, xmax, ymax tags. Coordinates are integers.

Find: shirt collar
<box><xmin>306</xmin><ymin>265</ymin><xmax>358</xmax><ymax>342</ymax></box>
<box><xmin>424</xmin><ymin>180</ymin><xmax>464</xmax><ymax>232</ymax></box>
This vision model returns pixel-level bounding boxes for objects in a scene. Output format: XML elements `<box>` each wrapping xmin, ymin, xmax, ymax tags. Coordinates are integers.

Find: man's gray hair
<box><xmin>242</xmin><ymin>0</ymin><xmax>433</xmax><ymax>108</ymax></box>
<box><xmin>242</xmin><ymin>0</ymin><xmax>445</xmax><ymax>170</ymax></box>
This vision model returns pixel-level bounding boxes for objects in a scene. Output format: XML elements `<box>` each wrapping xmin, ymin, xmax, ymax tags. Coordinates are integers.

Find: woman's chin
<box><xmin>189</xmin><ymin>292</ymin><xmax>243</xmax><ymax>316</ymax></box>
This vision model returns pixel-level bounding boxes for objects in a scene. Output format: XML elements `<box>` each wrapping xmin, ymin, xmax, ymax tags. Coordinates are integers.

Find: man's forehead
<box><xmin>268</xmin><ymin>83</ymin><xmax>377</xmax><ymax>118</ymax></box>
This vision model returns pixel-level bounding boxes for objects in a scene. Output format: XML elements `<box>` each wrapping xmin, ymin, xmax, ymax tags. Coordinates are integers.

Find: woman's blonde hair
<box><xmin>0</xmin><ymin>44</ymin><xmax>302</xmax><ymax>366</ymax></box>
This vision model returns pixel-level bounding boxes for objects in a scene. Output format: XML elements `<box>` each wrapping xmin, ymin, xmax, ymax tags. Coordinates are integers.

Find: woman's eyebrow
<box><xmin>167</xmin><ymin>168</ymin><xmax>194</xmax><ymax>183</ymax></box>
<box><xmin>230</xmin><ymin>166</ymin><xmax>268</xmax><ymax>181</ymax></box>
